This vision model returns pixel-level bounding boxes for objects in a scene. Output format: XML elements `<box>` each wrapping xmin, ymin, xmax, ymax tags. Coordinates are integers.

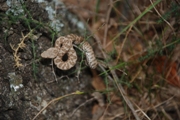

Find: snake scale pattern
<box><xmin>41</xmin><ymin>34</ymin><xmax>97</xmax><ymax>70</ymax></box>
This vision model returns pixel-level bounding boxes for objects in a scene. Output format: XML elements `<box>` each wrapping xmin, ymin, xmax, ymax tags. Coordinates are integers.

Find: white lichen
<box><xmin>6</xmin><ymin>0</ymin><xmax>24</xmax><ymax>15</ymax></box>
<box><xmin>8</xmin><ymin>72</ymin><xmax>24</xmax><ymax>92</ymax></box>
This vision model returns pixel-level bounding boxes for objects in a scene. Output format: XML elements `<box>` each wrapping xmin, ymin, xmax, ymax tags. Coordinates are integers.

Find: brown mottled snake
<box><xmin>41</xmin><ymin>34</ymin><xmax>97</xmax><ymax>70</ymax></box>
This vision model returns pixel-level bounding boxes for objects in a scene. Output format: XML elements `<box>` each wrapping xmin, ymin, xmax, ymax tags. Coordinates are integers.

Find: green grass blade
<box><xmin>112</xmin><ymin>0</ymin><xmax>162</xmax><ymax>41</ymax></box>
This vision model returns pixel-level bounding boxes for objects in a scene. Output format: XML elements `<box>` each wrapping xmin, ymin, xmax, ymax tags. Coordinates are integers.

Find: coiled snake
<box><xmin>41</xmin><ymin>34</ymin><xmax>97</xmax><ymax>70</ymax></box>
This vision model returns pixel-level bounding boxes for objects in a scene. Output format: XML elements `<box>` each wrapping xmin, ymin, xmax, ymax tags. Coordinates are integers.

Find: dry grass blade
<box><xmin>149</xmin><ymin>0</ymin><xmax>175</xmax><ymax>35</ymax></box>
<box><xmin>103</xmin><ymin>0</ymin><xmax>113</xmax><ymax>48</ymax></box>
<box><xmin>32</xmin><ymin>91</ymin><xmax>83</xmax><ymax>120</ymax></box>
<box><xmin>115</xmin><ymin>25</ymin><xmax>133</xmax><ymax>64</ymax></box>
<box><xmin>109</xmin><ymin>0</ymin><xmax>162</xmax><ymax>43</ymax></box>
<box><xmin>109</xmin><ymin>69</ymin><xmax>141</xmax><ymax>120</ymax></box>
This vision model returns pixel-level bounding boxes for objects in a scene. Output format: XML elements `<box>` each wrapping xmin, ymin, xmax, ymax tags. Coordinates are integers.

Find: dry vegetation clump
<box><xmin>10</xmin><ymin>31</ymin><xmax>33</xmax><ymax>68</ymax></box>
<box><xmin>63</xmin><ymin>0</ymin><xmax>180</xmax><ymax>119</ymax></box>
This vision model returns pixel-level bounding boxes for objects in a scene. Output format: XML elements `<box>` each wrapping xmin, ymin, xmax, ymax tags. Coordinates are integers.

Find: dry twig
<box><xmin>103</xmin><ymin>0</ymin><xmax>113</xmax><ymax>48</ymax></box>
<box><xmin>149</xmin><ymin>0</ymin><xmax>175</xmax><ymax>35</ymax></box>
<box><xmin>32</xmin><ymin>91</ymin><xmax>83</xmax><ymax>120</ymax></box>
<box><xmin>10</xmin><ymin>30</ymin><xmax>34</xmax><ymax>67</ymax></box>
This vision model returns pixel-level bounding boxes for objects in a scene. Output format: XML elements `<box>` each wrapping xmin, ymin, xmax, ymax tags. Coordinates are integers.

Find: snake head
<box><xmin>41</xmin><ymin>47</ymin><xmax>59</xmax><ymax>58</ymax></box>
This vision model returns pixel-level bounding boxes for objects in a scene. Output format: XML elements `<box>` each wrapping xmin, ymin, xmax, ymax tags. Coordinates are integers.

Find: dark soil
<box><xmin>0</xmin><ymin>0</ymin><xmax>94</xmax><ymax>119</ymax></box>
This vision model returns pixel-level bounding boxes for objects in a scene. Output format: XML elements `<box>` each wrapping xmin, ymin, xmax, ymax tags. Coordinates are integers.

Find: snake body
<box><xmin>81</xmin><ymin>41</ymin><xmax>97</xmax><ymax>69</ymax></box>
<box><xmin>41</xmin><ymin>34</ymin><xmax>97</xmax><ymax>70</ymax></box>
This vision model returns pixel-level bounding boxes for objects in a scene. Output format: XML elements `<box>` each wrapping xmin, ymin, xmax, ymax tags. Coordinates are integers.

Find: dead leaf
<box><xmin>153</xmin><ymin>56</ymin><xmax>180</xmax><ymax>88</ymax></box>
<box><xmin>91</xmin><ymin>69</ymin><xmax>106</xmax><ymax>91</ymax></box>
